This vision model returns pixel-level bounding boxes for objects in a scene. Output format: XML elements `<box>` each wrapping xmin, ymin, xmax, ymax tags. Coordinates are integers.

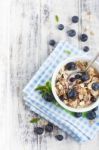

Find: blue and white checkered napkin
<box><xmin>23</xmin><ymin>41</ymin><xmax>99</xmax><ymax>142</ymax></box>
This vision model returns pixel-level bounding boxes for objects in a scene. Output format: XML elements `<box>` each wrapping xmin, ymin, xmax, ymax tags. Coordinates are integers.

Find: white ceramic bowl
<box><xmin>52</xmin><ymin>56</ymin><xmax>99</xmax><ymax>112</ymax></box>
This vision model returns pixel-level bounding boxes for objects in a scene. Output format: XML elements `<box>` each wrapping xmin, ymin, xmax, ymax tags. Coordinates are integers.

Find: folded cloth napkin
<box><xmin>23</xmin><ymin>41</ymin><xmax>99</xmax><ymax>142</ymax></box>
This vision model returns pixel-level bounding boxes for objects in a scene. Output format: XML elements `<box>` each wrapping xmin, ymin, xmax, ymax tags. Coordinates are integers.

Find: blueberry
<box><xmin>45</xmin><ymin>123</ymin><xmax>53</xmax><ymax>132</ymax></box>
<box><xmin>74</xmin><ymin>112</ymin><xmax>82</xmax><ymax>118</ymax></box>
<box><xmin>81</xmin><ymin>72</ymin><xmax>89</xmax><ymax>82</ymax></box>
<box><xmin>57</xmin><ymin>24</ymin><xmax>64</xmax><ymax>30</ymax></box>
<box><xmin>49</xmin><ymin>40</ymin><xmax>56</xmax><ymax>46</ymax></box>
<box><xmin>67</xmin><ymin>29</ymin><xmax>76</xmax><ymax>37</ymax></box>
<box><xmin>80</xmin><ymin>34</ymin><xmax>88</xmax><ymax>42</ymax></box>
<box><xmin>69</xmin><ymin>77</ymin><xmax>75</xmax><ymax>82</ymax></box>
<box><xmin>67</xmin><ymin>88</ymin><xmax>77</xmax><ymax>99</ymax></box>
<box><xmin>34</xmin><ymin>127</ymin><xmax>44</xmax><ymax>135</ymax></box>
<box><xmin>44</xmin><ymin>92</ymin><xmax>55</xmax><ymax>102</ymax></box>
<box><xmin>90</xmin><ymin>96</ymin><xmax>97</xmax><ymax>102</ymax></box>
<box><xmin>92</xmin><ymin>82</ymin><xmax>99</xmax><ymax>91</ymax></box>
<box><xmin>72</xmin><ymin>16</ymin><xmax>79</xmax><ymax>23</ymax></box>
<box><xmin>75</xmin><ymin>74</ymin><xmax>81</xmax><ymax>79</ymax></box>
<box><xmin>87</xmin><ymin>111</ymin><xmax>96</xmax><ymax>120</ymax></box>
<box><xmin>83</xmin><ymin>46</ymin><xmax>89</xmax><ymax>52</ymax></box>
<box><xmin>55</xmin><ymin>135</ymin><xmax>63</xmax><ymax>141</ymax></box>
<box><xmin>92</xmin><ymin>106</ymin><xmax>98</xmax><ymax>112</ymax></box>
<box><xmin>65</xmin><ymin>62</ymin><xmax>76</xmax><ymax>70</ymax></box>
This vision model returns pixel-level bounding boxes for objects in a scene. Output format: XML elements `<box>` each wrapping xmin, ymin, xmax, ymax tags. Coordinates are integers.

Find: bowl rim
<box><xmin>51</xmin><ymin>55</ymin><xmax>99</xmax><ymax>112</ymax></box>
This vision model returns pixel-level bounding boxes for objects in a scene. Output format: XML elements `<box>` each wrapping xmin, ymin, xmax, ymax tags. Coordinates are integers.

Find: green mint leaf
<box><xmin>82</xmin><ymin>112</ymin><xmax>87</xmax><ymax>118</ymax></box>
<box><xmin>30</xmin><ymin>118</ymin><xmax>40</xmax><ymax>123</ymax></box>
<box><xmin>35</xmin><ymin>85</ymin><xmax>46</xmax><ymax>92</ymax></box>
<box><xmin>46</xmin><ymin>81</ymin><xmax>52</xmax><ymax>93</ymax></box>
<box><xmin>64</xmin><ymin>50</ymin><xmax>71</xmax><ymax>55</ymax></box>
<box><xmin>55</xmin><ymin>15</ymin><xmax>59</xmax><ymax>23</ymax></box>
<box><xmin>35</xmin><ymin>81</ymin><xmax>52</xmax><ymax>95</ymax></box>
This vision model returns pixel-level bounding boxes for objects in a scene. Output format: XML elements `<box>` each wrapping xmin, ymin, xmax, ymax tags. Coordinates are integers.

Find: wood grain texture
<box><xmin>0</xmin><ymin>0</ymin><xmax>99</xmax><ymax>149</ymax></box>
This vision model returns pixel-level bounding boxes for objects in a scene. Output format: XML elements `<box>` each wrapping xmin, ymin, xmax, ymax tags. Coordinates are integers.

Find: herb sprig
<box><xmin>35</xmin><ymin>81</ymin><xmax>55</xmax><ymax>102</ymax></box>
<box><xmin>35</xmin><ymin>81</ymin><xmax>52</xmax><ymax>97</ymax></box>
<box><xmin>30</xmin><ymin>118</ymin><xmax>40</xmax><ymax>123</ymax></box>
<box><xmin>55</xmin><ymin>15</ymin><xmax>59</xmax><ymax>23</ymax></box>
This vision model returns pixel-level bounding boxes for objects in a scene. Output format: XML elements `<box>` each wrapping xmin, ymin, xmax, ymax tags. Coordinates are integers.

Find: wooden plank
<box><xmin>79</xmin><ymin>0</ymin><xmax>99</xmax><ymax>149</ymax></box>
<box><xmin>10</xmin><ymin>0</ymin><xmax>42</xmax><ymax>149</ymax></box>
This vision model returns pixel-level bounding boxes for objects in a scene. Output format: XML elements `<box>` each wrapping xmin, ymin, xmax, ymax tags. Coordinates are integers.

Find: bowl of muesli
<box><xmin>52</xmin><ymin>56</ymin><xmax>99</xmax><ymax>112</ymax></box>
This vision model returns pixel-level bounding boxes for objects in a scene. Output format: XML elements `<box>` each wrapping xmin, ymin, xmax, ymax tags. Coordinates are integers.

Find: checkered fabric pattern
<box><xmin>23</xmin><ymin>41</ymin><xmax>99</xmax><ymax>142</ymax></box>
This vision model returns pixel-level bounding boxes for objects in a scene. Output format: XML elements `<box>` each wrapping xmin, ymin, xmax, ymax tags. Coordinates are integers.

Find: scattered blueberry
<box><xmin>44</xmin><ymin>92</ymin><xmax>55</xmax><ymax>102</ymax></box>
<box><xmin>80</xmin><ymin>34</ymin><xmax>88</xmax><ymax>42</ymax></box>
<box><xmin>49</xmin><ymin>40</ymin><xmax>56</xmax><ymax>46</ymax></box>
<box><xmin>34</xmin><ymin>127</ymin><xmax>44</xmax><ymax>135</ymax></box>
<box><xmin>75</xmin><ymin>74</ymin><xmax>81</xmax><ymax>79</ymax></box>
<box><xmin>81</xmin><ymin>72</ymin><xmax>89</xmax><ymax>82</ymax></box>
<box><xmin>74</xmin><ymin>112</ymin><xmax>82</xmax><ymax>118</ymax></box>
<box><xmin>90</xmin><ymin>96</ymin><xmax>97</xmax><ymax>102</ymax></box>
<box><xmin>57</xmin><ymin>24</ymin><xmax>64</xmax><ymax>30</ymax></box>
<box><xmin>65</xmin><ymin>62</ymin><xmax>76</xmax><ymax>70</ymax></box>
<box><xmin>55</xmin><ymin>135</ymin><xmax>63</xmax><ymax>141</ymax></box>
<box><xmin>72</xmin><ymin>16</ymin><xmax>79</xmax><ymax>23</ymax></box>
<box><xmin>87</xmin><ymin>111</ymin><xmax>96</xmax><ymax>120</ymax></box>
<box><xmin>67</xmin><ymin>29</ymin><xmax>76</xmax><ymax>37</ymax></box>
<box><xmin>45</xmin><ymin>123</ymin><xmax>53</xmax><ymax>132</ymax></box>
<box><xmin>83</xmin><ymin>46</ymin><xmax>89</xmax><ymax>52</ymax></box>
<box><xmin>92</xmin><ymin>106</ymin><xmax>98</xmax><ymax>112</ymax></box>
<box><xmin>69</xmin><ymin>77</ymin><xmax>75</xmax><ymax>82</ymax></box>
<box><xmin>92</xmin><ymin>82</ymin><xmax>99</xmax><ymax>91</ymax></box>
<box><xmin>67</xmin><ymin>88</ymin><xmax>77</xmax><ymax>99</ymax></box>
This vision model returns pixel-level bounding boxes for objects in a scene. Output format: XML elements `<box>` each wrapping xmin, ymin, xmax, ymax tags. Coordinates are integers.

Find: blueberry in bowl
<box><xmin>81</xmin><ymin>71</ymin><xmax>89</xmax><ymax>82</ymax></box>
<box><xmin>67</xmin><ymin>88</ymin><xmax>77</xmax><ymax>99</ymax></box>
<box><xmin>52</xmin><ymin>56</ymin><xmax>99</xmax><ymax>113</ymax></box>
<box><xmin>65</xmin><ymin>62</ymin><xmax>77</xmax><ymax>70</ymax></box>
<box><xmin>92</xmin><ymin>82</ymin><xmax>99</xmax><ymax>91</ymax></box>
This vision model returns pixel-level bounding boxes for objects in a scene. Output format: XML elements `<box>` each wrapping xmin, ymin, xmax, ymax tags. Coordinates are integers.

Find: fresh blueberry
<box><xmin>92</xmin><ymin>82</ymin><xmax>99</xmax><ymax>91</ymax></box>
<box><xmin>55</xmin><ymin>135</ymin><xmax>63</xmax><ymax>141</ymax></box>
<box><xmin>87</xmin><ymin>111</ymin><xmax>96</xmax><ymax>120</ymax></box>
<box><xmin>44</xmin><ymin>92</ymin><xmax>55</xmax><ymax>102</ymax></box>
<box><xmin>90</xmin><ymin>96</ymin><xmax>97</xmax><ymax>102</ymax></box>
<box><xmin>34</xmin><ymin>127</ymin><xmax>44</xmax><ymax>135</ymax></box>
<box><xmin>67</xmin><ymin>88</ymin><xmax>77</xmax><ymax>99</ymax></box>
<box><xmin>65</xmin><ymin>62</ymin><xmax>76</xmax><ymax>70</ymax></box>
<box><xmin>81</xmin><ymin>72</ymin><xmax>89</xmax><ymax>82</ymax></box>
<box><xmin>83</xmin><ymin>46</ymin><xmax>89</xmax><ymax>52</ymax></box>
<box><xmin>69</xmin><ymin>77</ymin><xmax>75</xmax><ymax>82</ymax></box>
<box><xmin>80</xmin><ymin>34</ymin><xmax>88</xmax><ymax>42</ymax></box>
<box><xmin>74</xmin><ymin>112</ymin><xmax>82</xmax><ymax>118</ymax></box>
<box><xmin>45</xmin><ymin>123</ymin><xmax>53</xmax><ymax>132</ymax></box>
<box><xmin>92</xmin><ymin>106</ymin><xmax>98</xmax><ymax>112</ymax></box>
<box><xmin>49</xmin><ymin>40</ymin><xmax>56</xmax><ymax>46</ymax></box>
<box><xmin>72</xmin><ymin>16</ymin><xmax>79</xmax><ymax>23</ymax></box>
<box><xmin>57</xmin><ymin>24</ymin><xmax>64</xmax><ymax>30</ymax></box>
<box><xmin>75</xmin><ymin>74</ymin><xmax>81</xmax><ymax>79</ymax></box>
<box><xmin>67</xmin><ymin>29</ymin><xmax>76</xmax><ymax>37</ymax></box>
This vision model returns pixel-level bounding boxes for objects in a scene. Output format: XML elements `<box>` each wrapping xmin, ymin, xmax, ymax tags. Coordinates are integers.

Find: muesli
<box><xmin>55</xmin><ymin>61</ymin><xmax>99</xmax><ymax>108</ymax></box>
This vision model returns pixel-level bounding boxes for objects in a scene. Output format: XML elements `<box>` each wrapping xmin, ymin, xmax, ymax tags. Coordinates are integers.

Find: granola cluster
<box><xmin>55</xmin><ymin>61</ymin><xmax>99</xmax><ymax>108</ymax></box>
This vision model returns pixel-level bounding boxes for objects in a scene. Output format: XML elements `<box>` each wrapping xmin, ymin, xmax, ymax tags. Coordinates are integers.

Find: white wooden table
<box><xmin>0</xmin><ymin>0</ymin><xmax>99</xmax><ymax>149</ymax></box>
